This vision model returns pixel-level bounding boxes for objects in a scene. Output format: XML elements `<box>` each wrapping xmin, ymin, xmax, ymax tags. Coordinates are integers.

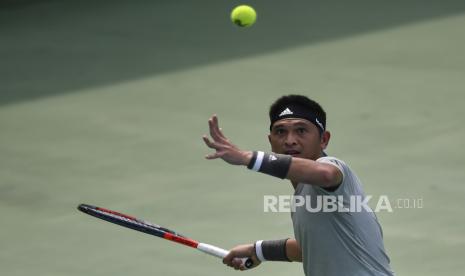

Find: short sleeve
<box><xmin>316</xmin><ymin>156</ymin><xmax>346</xmax><ymax>182</ymax></box>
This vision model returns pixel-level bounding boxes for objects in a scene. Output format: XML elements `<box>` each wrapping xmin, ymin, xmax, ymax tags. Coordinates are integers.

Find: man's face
<box><xmin>268</xmin><ymin>118</ymin><xmax>330</xmax><ymax>160</ymax></box>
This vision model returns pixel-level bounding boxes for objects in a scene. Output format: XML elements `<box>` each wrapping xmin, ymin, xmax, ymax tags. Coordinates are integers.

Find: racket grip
<box><xmin>197</xmin><ymin>243</ymin><xmax>254</xmax><ymax>269</ymax></box>
<box><xmin>242</xmin><ymin>257</ymin><xmax>254</xmax><ymax>268</ymax></box>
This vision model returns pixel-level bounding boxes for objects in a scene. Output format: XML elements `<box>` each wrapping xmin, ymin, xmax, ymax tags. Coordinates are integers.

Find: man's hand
<box><xmin>203</xmin><ymin>115</ymin><xmax>252</xmax><ymax>166</ymax></box>
<box><xmin>223</xmin><ymin>243</ymin><xmax>261</xmax><ymax>271</ymax></box>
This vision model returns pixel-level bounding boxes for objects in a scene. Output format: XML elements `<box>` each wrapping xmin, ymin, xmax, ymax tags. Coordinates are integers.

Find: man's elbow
<box><xmin>318</xmin><ymin>165</ymin><xmax>342</xmax><ymax>188</ymax></box>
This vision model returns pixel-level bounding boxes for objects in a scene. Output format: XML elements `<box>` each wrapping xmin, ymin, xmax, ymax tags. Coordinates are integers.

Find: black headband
<box><xmin>269</xmin><ymin>104</ymin><xmax>325</xmax><ymax>133</ymax></box>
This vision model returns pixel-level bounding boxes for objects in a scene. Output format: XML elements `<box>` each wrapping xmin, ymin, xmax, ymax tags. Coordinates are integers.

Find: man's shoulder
<box><xmin>316</xmin><ymin>156</ymin><xmax>358</xmax><ymax>187</ymax></box>
<box><xmin>316</xmin><ymin>155</ymin><xmax>348</xmax><ymax>169</ymax></box>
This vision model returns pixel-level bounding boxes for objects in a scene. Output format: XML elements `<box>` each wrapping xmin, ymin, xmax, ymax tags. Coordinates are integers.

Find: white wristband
<box><xmin>251</xmin><ymin>151</ymin><xmax>265</xmax><ymax>171</ymax></box>
<box><xmin>255</xmin><ymin>240</ymin><xmax>266</xmax><ymax>262</ymax></box>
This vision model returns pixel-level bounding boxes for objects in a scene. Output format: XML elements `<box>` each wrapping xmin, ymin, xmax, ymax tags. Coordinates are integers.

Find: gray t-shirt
<box><xmin>291</xmin><ymin>156</ymin><xmax>394</xmax><ymax>276</ymax></box>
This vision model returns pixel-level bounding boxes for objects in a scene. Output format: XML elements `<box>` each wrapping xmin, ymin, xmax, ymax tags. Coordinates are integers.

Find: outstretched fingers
<box><xmin>205</xmin><ymin>152</ymin><xmax>224</xmax><ymax>160</ymax></box>
<box><xmin>203</xmin><ymin>135</ymin><xmax>218</xmax><ymax>149</ymax></box>
<box><xmin>212</xmin><ymin>115</ymin><xmax>227</xmax><ymax>139</ymax></box>
<box><xmin>209</xmin><ymin>115</ymin><xmax>227</xmax><ymax>142</ymax></box>
<box><xmin>203</xmin><ymin>135</ymin><xmax>225</xmax><ymax>159</ymax></box>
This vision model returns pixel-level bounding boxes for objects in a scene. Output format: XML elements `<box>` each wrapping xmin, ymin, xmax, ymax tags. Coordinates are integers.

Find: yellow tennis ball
<box><xmin>230</xmin><ymin>5</ymin><xmax>256</xmax><ymax>27</ymax></box>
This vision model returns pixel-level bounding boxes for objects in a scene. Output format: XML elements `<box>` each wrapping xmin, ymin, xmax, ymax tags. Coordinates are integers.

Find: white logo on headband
<box><xmin>315</xmin><ymin>118</ymin><xmax>324</xmax><ymax>130</ymax></box>
<box><xmin>279</xmin><ymin>108</ymin><xmax>293</xmax><ymax>117</ymax></box>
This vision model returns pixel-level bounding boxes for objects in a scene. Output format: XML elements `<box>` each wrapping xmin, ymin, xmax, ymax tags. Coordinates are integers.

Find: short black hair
<box><xmin>269</xmin><ymin>94</ymin><xmax>326</xmax><ymax>130</ymax></box>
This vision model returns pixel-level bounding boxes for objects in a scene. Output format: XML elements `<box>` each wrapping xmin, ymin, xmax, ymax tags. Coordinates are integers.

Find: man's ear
<box><xmin>321</xmin><ymin>131</ymin><xmax>331</xmax><ymax>150</ymax></box>
<box><xmin>268</xmin><ymin>134</ymin><xmax>272</xmax><ymax>144</ymax></box>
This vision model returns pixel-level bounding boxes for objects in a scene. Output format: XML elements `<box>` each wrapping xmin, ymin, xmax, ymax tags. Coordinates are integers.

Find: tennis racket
<box><xmin>77</xmin><ymin>204</ymin><xmax>254</xmax><ymax>269</ymax></box>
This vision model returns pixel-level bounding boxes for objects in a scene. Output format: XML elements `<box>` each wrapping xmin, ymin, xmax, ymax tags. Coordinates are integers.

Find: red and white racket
<box><xmin>78</xmin><ymin>204</ymin><xmax>254</xmax><ymax>268</ymax></box>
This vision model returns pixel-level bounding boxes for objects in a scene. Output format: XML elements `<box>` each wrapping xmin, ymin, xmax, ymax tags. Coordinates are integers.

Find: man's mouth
<box><xmin>284</xmin><ymin>150</ymin><xmax>301</xmax><ymax>156</ymax></box>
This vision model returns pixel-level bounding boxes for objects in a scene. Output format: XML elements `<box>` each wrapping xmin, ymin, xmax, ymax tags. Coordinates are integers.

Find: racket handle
<box><xmin>197</xmin><ymin>243</ymin><xmax>254</xmax><ymax>269</ymax></box>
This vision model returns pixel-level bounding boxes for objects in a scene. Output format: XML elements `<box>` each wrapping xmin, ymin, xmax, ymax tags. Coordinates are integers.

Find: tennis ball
<box><xmin>230</xmin><ymin>5</ymin><xmax>256</xmax><ymax>27</ymax></box>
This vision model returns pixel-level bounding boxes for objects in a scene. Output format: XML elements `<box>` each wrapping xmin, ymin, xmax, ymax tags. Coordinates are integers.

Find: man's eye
<box><xmin>297</xmin><ymin>128</ymin><xmax>307</xmax><ymax>134</ymax></box>
<box><xmin>275</xmin><ymin>129</ymin><xmax>285</xmax><ymax>134</ymax></box>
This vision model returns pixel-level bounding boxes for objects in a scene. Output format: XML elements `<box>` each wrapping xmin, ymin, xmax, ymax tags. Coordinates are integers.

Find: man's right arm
<box><xmin>223</xmin><ymin>238</ymin><xmax>302</xmax><ymax>270</ymax></box>
<box><xmin>286</xmin><ymin>239</ymin><xmax>302</xmax><ymax>262</ymax></box>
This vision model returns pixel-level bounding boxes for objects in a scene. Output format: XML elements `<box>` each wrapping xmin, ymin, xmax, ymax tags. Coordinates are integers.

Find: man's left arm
<box><xmin>285</xmin><ymin>157</ymin><xmax>342</xmax><ymax>188</ymax></box>
<box><xmin>203</xmin><ymin>115</ymin><xmax>342</xmax><ymax>188</ymax></box>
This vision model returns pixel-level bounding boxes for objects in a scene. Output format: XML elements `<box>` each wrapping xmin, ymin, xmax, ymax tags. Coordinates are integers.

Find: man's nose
<box><xmin>284</xmin><ymin>133</ymin><xmax>298</xmax><ymax>146</ymax></box>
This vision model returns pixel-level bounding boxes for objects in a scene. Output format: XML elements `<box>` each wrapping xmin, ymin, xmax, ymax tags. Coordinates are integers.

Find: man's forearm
<box><xmin>254</xmin><ymin>238</ymin><xmax>300</xmax><ymax>263</ymax></box>
<box><xmin>286</xmin><ymin>239</ymin><xmax>302</xmax><ymax>262</ymax></box>
<box><xmin>242</xmin><ymin>150</ymin><xmax>342</xmax><ymax>187</ymax></box>
<box><xmin>286</xmin><ymin>157</ymin><xmax>342</xmax><ymax>187</ymax></box>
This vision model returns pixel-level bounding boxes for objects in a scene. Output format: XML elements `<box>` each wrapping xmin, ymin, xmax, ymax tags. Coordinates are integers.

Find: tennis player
<box><xmin>203</xmin><ymin>95</ymin><xmax>394</xmax><ymax>276</ymax></box>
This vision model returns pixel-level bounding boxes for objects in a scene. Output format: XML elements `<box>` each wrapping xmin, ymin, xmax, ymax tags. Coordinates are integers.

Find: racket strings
<box><xmin>92</xmin><ymin>209</ymin><xmax>153</xmax><ymax>229</ymax></box>
<box><xmin>91</xmin><ymin>208</ymin><xmax>185</xmax><ymax>237</ymax></box>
